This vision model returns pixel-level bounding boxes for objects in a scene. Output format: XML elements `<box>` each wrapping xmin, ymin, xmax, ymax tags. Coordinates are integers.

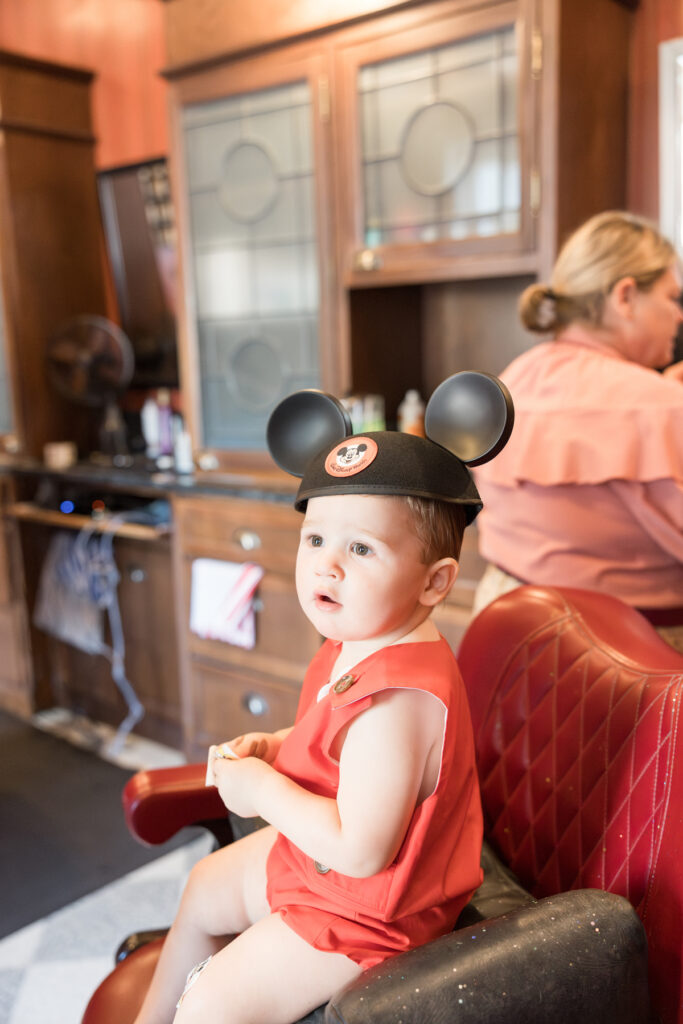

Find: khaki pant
<box><xmin>472</xmin><ymin>563</ymin><xmax>683</xmax><ymax>655</ymax></box>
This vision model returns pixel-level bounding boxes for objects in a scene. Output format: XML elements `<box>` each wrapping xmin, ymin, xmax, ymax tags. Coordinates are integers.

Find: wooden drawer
<box><xmin>186</xmin><ymin>566</ymin><xmax>320</xmax><ymax>683</ymax></box>
<box><xmin>189</xmin><ymin>658</ymin><xmax>301</xmax><ymax>753</ymax></box>
<box><xmin>174</xmin><ymin>494</ymin><xmax>302</xmax><ymax>573</ymax></box>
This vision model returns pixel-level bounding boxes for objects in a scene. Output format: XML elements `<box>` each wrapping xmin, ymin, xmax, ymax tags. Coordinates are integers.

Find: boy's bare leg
<box><xmin>173</xmin><ymin>911</ymin><xmax>363</xmax><ymax>1024</ymax></box>
<box><xmin>133</xmin><ymin>826</ymin><xmax>278</xmax><ymax>1024</ymax></box>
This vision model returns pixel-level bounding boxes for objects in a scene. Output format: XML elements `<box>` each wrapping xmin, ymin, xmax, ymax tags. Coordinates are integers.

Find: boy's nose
<box><xmin>315</xmin><ymin>550</ymin><xmax>343</xmax><ymax>578</ymax></box>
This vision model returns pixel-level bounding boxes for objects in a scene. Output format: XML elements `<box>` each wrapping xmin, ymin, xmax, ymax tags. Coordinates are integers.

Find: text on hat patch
<box><xmin>324</xmin><ymin>436</ymin><xmax>378</xmax><ymax>478</ymax></box>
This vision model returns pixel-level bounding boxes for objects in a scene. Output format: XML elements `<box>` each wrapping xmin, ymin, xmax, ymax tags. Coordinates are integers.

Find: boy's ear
<box><xmin>420</xmin><ymin>558</ymin><xmax>459</xmax><ymax>607</ymax></box>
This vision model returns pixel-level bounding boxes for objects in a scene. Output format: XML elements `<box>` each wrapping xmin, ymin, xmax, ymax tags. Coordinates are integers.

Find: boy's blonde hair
<box><xmin>403</xmin><ymin>495</ymin><xmax>467</xmax><ymax>563</ymax></box>
<box><xmin>519</xmin><ymin>210</ymin><xmax>677</xmax><ymax>334</ymax></box>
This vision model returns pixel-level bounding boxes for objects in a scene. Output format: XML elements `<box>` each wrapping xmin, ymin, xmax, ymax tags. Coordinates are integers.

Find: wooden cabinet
<box><xmin>0</xmin><ymin>51</ymin><xmax>109</xmax><ymax>459</ymax></box>
<box><xmin>161</xmin><ymin>0</ymin><xmax>634</xmax><ymax>649</ymax></box>
<box><xmin>165</xmin><ymin>0</ymin><xmax>633</xmax><ymax>461</ymax></box>
<box><xmin>172</xmin><ymin>493</ymin><xmax>320</xmax><ymax>759</ymax></box>
<box><xmin>335</xmin><ymin>0</ymin><xmax>631</xmax><ymax>286</ymax></box>
<box><xmin>17</xmin><ymin>516</ymin><xmax>183</xmax><ymax>748</ymax></box>
<box><xmin>168</xmin><ymin>42</ymin><xmax>338</xmax><ymax>460</ymax></box>
<box><xmin>0</xmin><ymin>474</ymin><xmax>182</xmax><ymax>746</ymax></box>
<box><xmin>335</xmin><ymin>0</ymin><xmax>536</xmax><ymax>286</ymax></box>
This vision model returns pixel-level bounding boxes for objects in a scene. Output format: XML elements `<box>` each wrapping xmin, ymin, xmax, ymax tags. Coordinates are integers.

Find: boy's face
<box><xmin>295</xmin><ymin>493</ymin><xmax>435</xmax><ymax>645</ymax></box>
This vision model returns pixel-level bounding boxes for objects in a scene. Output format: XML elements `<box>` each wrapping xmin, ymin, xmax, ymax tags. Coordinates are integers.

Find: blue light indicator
<box><xmin>60</xmin><ymin>500</ymin><xmax>75</xmax><ymax>514</ymax></box>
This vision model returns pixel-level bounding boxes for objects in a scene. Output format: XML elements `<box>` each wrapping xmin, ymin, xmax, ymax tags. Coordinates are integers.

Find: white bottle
<box><xmin>140</xmin><ymin>397</ymin><xmax>160</xmax><ymax>459</ymax></box>
<box><xmin>174</xmin><ymin>425</ymin><xmax>195</xmax><ymax>474</ymax></box>
<box><xmin>397</xmin><ymin>389</ymin><xmax>425</xmax><ymax>436</ymax></box>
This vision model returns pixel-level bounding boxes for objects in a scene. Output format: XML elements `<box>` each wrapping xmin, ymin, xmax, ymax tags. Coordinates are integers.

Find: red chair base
<box><xmin>82</xmin><ymin>938</ymin><xmax>164</xmax><ymax>1024</ymax></box>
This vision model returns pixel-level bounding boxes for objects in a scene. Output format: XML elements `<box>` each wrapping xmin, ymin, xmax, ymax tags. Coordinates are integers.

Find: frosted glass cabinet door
<box><xmin>180</xmin><ymin>72</ymin><xmax>327</xmax><ymax>452</ymax></box>
<box><xmin>336</xmin><ymin>0</ymin><xmax>536</xmax><ymax>281</ymax></box>
<box><xmin>0</xmin><ymin>288</ymin><xmax>14</xmax><ymax>437</ymax></box>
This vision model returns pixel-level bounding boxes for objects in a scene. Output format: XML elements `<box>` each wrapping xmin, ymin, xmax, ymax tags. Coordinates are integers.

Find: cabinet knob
<box><xmin>128</xmin><ymin>566</ymin><xmax>146</xmax><ymax>583</ymax></box>
<box><xmin>232</xmin><ymin>528</ymin><xmax>261</xmax><ymax>551</ymax></box>
<box><xmin>242</xmin><ymin>692</ymin><xmax>269</xmax><ymax>717</ymax></box>
<box><xmin>354</xmin><ymin>248</ymin><xmax>383</xmax><ymax>272</ymax></box>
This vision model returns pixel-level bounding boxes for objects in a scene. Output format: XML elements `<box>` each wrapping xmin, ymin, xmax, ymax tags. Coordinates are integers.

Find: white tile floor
<box><xmin>0</xmin><ymin>711</ymin><xmax>212</xmax><ymax>1024</ymax></box>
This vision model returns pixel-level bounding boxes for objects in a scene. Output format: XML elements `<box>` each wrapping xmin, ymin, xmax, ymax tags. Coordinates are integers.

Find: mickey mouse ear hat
<box><xmin>267</xmin><ymin>372</ymin><xmax>514</xmax><ymax>524</ymax></box>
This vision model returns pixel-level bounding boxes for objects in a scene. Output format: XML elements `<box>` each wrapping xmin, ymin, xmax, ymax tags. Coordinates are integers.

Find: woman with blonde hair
<box><xmin>473</xmin><ymin>210</ymin><xmax>683</xmax><ymax>650</ymax></box>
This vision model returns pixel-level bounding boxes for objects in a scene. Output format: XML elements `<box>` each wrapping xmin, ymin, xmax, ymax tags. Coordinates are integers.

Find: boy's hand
<box><xmin>229</xmin><ymin>732</ymin><xmax>280</xmax><ymax>763</ymax></box>
<box><xmin>212</xmin><ymin>755</ymin><xmax>271</xmax><ymax>818</ymax></box>
<box><xmin>205</xmin><ymin>731</ymin><xmax>285</xmax><ymax>787</ymax></box>
<box><xmin>204</xmin><ymin>742</ymin><xmax>238</xmax><ymax>786</ymax></box>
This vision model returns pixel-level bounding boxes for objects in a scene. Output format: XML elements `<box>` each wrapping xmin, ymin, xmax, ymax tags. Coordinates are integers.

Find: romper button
<box><xmin>314</xmin><ymin>861</ymin><xmax>331</xmax><ymax>874</ymax></box>
<box><xmin>333</xmin><ymin>673</ymin><xmax>356</xmax><ymax>694</ymax></box>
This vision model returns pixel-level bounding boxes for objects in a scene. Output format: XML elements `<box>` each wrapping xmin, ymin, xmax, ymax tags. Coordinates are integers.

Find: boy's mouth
<box><xmin>314</xmin><ymin>591</ymin><xmax>340</xmax><ymax>610</ymax></box>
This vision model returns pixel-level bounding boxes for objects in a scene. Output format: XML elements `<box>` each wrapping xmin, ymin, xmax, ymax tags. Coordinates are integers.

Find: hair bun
<box><xmin>519</xmin><ymin>282</ymin><xmax>558</xmax><ymax>333</ymax></box>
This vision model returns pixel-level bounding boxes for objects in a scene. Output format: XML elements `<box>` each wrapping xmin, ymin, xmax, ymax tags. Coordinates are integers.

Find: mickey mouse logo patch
<box><xmin>325</xmin><ymin>437</ymin><xmax>378</xmax><ymax>478</ymax></box>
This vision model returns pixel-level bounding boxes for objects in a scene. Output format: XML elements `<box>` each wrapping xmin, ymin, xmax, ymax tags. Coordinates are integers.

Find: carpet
<box><xmin>0</xmin><ymin>711</ymin><xmax>194</xmax><ymax>938</ymax></box>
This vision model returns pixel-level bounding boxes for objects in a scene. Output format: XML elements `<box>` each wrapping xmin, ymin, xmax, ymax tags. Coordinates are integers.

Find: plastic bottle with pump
<box><xmin>397</xmin><ymin>389</ymin><xmax>425</xmax><ymax>436</ymax></box>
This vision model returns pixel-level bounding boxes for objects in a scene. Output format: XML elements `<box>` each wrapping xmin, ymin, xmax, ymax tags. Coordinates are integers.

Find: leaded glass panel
<box><xmin>358</xmin><ymin>24</ymin><xmax>520</xmax><ymax>247</ymax></box>
<box><xmin>182</xmin><ymin>80</ymin><xmax>320</xmax><ymax>450</ymax></box>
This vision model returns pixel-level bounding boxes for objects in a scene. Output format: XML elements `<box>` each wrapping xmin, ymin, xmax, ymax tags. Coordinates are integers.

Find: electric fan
<box><xmin>46</xmin><ymin>315</ymin><xmax>135</xmax><ymax>457</ymax></box>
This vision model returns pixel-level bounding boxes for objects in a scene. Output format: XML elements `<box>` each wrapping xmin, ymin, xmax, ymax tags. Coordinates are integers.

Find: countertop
<box><xmin>0</xmin><ymin>454</ymin><xmax>299</xmax><ymax>504</ymax></box>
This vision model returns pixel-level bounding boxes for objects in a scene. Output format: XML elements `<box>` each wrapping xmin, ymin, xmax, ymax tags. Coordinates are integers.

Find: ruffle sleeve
<box><xmin>477</xmin><ymin>341</ymin><xmax>683</xmax><ymax>487</ymax></box>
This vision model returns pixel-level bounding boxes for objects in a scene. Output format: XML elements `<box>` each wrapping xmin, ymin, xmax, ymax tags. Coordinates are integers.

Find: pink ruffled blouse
<box><xmin>474</xmin><ymin>329</ymin><xmax>683</xmax><ymax>610</ymax></box>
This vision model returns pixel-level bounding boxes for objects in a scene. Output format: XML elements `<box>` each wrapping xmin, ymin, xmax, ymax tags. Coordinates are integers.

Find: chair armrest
<box><xmin>123</xmin><ymin>764</ymin><xmax>228</xmax><ymax>846</ymax></box>
<box><xmin>325</xmin><ymin>889</ymin><xmax>652</xmax><ymax>1024</ymax></box>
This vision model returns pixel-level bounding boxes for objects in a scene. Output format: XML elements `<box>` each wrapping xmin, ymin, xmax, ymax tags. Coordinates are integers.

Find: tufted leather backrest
<box><xmin>458</xmin><ymin>585</ymin><xmax>683</xmax><ymax>1024</ymax></box>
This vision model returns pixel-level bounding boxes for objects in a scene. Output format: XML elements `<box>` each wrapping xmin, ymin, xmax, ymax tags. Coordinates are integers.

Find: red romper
<box><xmin>265</xmin><ymin>636</ymin><xmax>483</xmax><ymax>968</ymax></box>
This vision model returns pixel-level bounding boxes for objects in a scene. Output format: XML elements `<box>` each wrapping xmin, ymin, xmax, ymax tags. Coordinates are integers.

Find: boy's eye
<box><xmin>351</xmin><ymin>542</ymin><xmax>371</xmax><ymax>556</ymax></box>
<box><xmin>309</xmin><ymin>535</ymin><xmax>323</xmax><ymax>547</ymax></box>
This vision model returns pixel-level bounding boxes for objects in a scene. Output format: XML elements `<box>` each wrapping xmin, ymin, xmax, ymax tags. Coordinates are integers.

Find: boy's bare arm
<box><xmin>212</xmin><ymin>688</ymin><xmax>443</xmax><ymax>877</ymax></box>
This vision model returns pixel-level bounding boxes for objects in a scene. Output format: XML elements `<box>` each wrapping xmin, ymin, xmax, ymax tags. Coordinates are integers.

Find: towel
<box><xmin>190</xmin><ymin>559</ymin><xmax>264</xmax><ymax>649</ymax></box>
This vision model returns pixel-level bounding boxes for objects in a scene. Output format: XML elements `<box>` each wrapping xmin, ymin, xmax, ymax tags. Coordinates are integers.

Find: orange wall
<box><xmin>628</xmin><ymin>0</ymin><xmax>683</xmax><ymax>220</ymax></box>
<box><xmin>0</xmin><ymin>0</ymin><xmax>169</xmax><ymax>169</ymax></box>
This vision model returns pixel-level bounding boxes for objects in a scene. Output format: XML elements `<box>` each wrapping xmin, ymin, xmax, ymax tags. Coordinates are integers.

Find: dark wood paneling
<box><xmin>348</xmin><ymin>286</ymin><xmax>423</xmax><ymax>426</ymax></box>
<box><xmin>3</xmin><ymin>134</ymin><xmax>105</xmax><ymax>454</ymax></box>
<box><xmin>0</xmin><ymin>53</ymin><xmax>108</xmax><ymax>457</ymax></box>
<box><xmin>555</xmin><ymin>0</ymin><xmax>631</xmax><ymax>247</ymax></box>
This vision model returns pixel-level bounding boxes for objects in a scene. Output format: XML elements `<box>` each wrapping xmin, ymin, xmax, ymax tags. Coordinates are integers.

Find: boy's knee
<box><xmin>181</xmin><ymin>856</ymin><xmax>215</xmax><ymax>911</ymax></box>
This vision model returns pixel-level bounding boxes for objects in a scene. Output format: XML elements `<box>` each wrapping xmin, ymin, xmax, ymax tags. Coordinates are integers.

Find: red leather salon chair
<box><xmin>83</xmin><ymin>586</ymin><xmax>683</xmax><ymax>1024</ymax></box>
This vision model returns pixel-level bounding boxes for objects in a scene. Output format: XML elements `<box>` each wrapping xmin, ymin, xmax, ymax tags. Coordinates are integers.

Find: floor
<box><xmin>0</xmin><ymin>710</ymin><xmax>213</xmax><ymax>1024</ymax></box>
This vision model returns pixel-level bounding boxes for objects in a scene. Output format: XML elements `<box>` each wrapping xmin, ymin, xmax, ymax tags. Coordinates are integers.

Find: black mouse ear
<box><xmin>267</xmin><ymin>390</ymin><xmax>353</xmax><ymax>477</ymax></box>
<box><xmin>424</xmin><ymin>371</ymin><xmax>514</xmax><ymax>466</ymax></box>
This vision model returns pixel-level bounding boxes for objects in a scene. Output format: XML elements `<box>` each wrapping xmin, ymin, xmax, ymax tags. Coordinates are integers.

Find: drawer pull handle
<box><xmin>243</xmin><ymin>692</ymin><xmax>269</xmax><ymax>717</ymax></box>
<box><xmin>232</xmin><ymin>528</ymin><xmax>261</xmax><ymax>552</ymax></box>
<box><xmin>354</xmin><ymin>248</ymin><xmax>383</xmax><ymax>272</ymax></box>
<box><xmin>128</xmin><ymin>567</ymin><xmax>146</xmax><ymax>583</ymax></box>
